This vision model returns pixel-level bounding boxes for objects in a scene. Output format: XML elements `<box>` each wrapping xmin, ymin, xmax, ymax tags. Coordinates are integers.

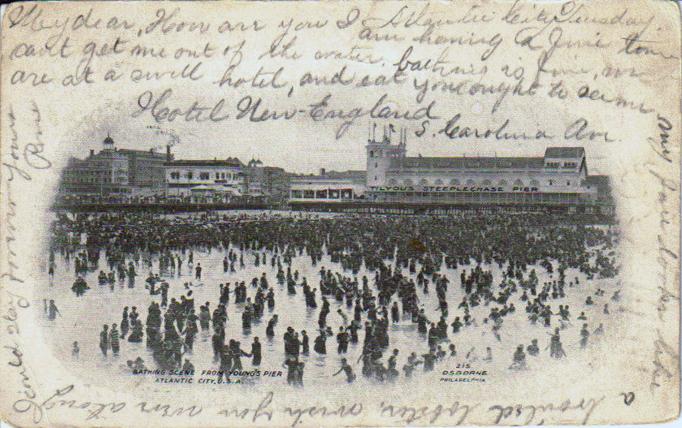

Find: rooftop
<box><xmin>116</xmin><ymin>148</ymin><xmax>168</xmax><ymax>158</ymax></box>
<box><xmin>292</xmin><ymin>170</ymin><xmax>366</xmax><ymax>180</ymax></box>
<box><xmin>544</xmin><ymin>147</ymin><xmax>585</xmax><ymax>158</ymax></box>
<box><xmin>389</xmin><ymin>157</ymin><xmax>546</xmax><ymax>170</ymax></box>
<box><xmin>164</xmin><ymin>158</ymin><xmax>243</xmax><ymax>167</ymax></box>
<box><xmin>585</xmin><ymin>175</ymin><xmax>609</xmax><ymax>186</ymax></box>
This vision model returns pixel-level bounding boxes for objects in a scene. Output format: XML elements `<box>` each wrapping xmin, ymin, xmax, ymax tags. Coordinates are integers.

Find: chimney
<box><xmin>90</xmin><ymin>149</ymin><xmax>95</xmax><ymax>157</ymax></box>
<box><xmin>166</xmin><ymin>145</ymin><xmax>172</xmax><ymax>162</ymax></box>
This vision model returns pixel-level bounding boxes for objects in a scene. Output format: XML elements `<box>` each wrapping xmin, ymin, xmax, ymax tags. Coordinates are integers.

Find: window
<box><xmin>419</xmin><ymin>179</ymin><xmax>429</xmax><ymax>185</ymax></box>
<box><xmin>199</xmin><ymin>172</ymin><xmax>210</xmax><ymax>180</ymax></box>
<box><xmin>187</xmin><ymin>172</ymin><xmax>193</xmax><ymax>180</ymax></box>
<box><xmin>567</xmin><ymin>181</ymin><xmax>571</xmax><ymax>186</ymax></box>
<box><xmin>449</xmin><ymin>179</ymin><xmax>460</xmax><ymax>185</ymax></box>
<box><xmin>549</xmin><ymin>180</ymin><xmax>553</xmax><ymax>186</ymax></box>
<box><xmin>434</xmin><ymin>179</ymin><xmax>443</xmax><ymax>185</ymax></box>
<box><xmin>170</xmin><ymin>172</ymin><xmax>180</xmax><ymax>180</ymax></box>
<box><xmin>215</xmin><ymin>172</ymin><xmax>220</xmax><ymax>179</ymax></box>
<box><xmin>374</xmin><ymin>162</ymin><xmax>378</xmax><ymax>168</ymax></box>
<box><xmin>369</xmin><ymin>150</ymin><xmax>374</xmax><ymax>158</ymax></box>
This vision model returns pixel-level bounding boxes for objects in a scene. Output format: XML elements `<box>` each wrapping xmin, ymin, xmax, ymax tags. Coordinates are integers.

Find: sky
<box><xmin>65</xmin><ymin>101</ymin><xmax>611</xmax><ymax>176</ymax></box>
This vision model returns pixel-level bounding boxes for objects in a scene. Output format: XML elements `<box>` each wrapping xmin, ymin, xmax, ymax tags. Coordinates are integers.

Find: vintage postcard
<box><xmin>0</xmin><ymin>0</ymin><xmax>680</xmax><ymax>426</ymax></box>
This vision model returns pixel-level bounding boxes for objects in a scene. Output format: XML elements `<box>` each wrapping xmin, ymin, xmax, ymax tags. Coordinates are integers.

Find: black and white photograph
<box><xmin>0</xmin><ymin>1</ymin><xmax>679</xmax><ymax>427</ymax></box>
<box><xmin>46</xmin><ymin>130</ymin><xmax>620</xmax><ymax>389</ymax></box>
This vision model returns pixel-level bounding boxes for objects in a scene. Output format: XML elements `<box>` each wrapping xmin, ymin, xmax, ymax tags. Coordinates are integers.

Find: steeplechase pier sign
<box><xmin>369</xmin><ymin>186</ymin><xmax>541</xmax><ymax>193</ymax></box>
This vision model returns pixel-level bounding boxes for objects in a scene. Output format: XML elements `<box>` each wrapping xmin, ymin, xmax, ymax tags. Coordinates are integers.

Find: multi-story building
<box><xmin>289</xmin><ymin>128</ymin><xmax>610</xmax><ymax>210</ymax></box>
<box><xmin>364</xmin><ymin>130</ymin><xmax>599</xmax><ymax>206</ymax></box>
<box><xmin>120</xmin><ymin>148</ymin><xmax>171</xmax><ymax>191</ymax></box>
<box><xmin>245</xmin><ymin>159</ymin><xmax>290</xmax><ymax>202</ymax></box>
<box><xmin>245</xmin><ymin>159</ymin><xmax>266</xmax><ymax>196</ymax></box>
<box><xmin>262</xmin><ymin>166</ymin><xmax>291</xmax><ymax>203</ymax></box>
<box><xmin>164</xmin><ymin>158</ymin><xmax>245</xmax><ymax>198</ymax></box>
<box><xmin>58</xmin><ymin>130</ymin><xmax>610</xmax><ymax>211</ymax></box>
<box><xmin>58</xmin><ymin>135</ymin><xmax>169</xmax><ymax>197</ymax></box>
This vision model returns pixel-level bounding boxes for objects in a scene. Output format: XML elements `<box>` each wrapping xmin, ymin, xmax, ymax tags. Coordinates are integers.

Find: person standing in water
<box><xmin>48</xmin><ymin>300</ymin><xmax>61</xmax><ymax>320</ymax></box>
<box><xmin>333</xmin><ymin>358</ymin><xmax>356</xmax><ymax>383</ymax></box>
<box><xmin>100</xmin><ymin>325</ymin><xmax>109</xmax><ymax>356</ymax></box>
<box><xmin>110</xmin><ymin>323</ymin><xmax>120</xmax><ymax>356</ymax></box>
<box><xmin>195</xmin><ymin>263</ymin><xmax>202</xmax><ymax>280</ymax></box>
<box><xmin>510</xmin><ymin>345</ymin><xmax>527</xmax><ymax>370</ymax></box>
<box><xmin>251</xmin><ymin>337</ymin><xmax>262</xmax><ymax>366</ymax></box>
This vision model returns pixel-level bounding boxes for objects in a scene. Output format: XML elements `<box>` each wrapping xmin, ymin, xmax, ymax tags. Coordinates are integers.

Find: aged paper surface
<box><xmin>0</xmin><ymin>0</ymin><xmax>680</xmax><ymax>426</ymax></box>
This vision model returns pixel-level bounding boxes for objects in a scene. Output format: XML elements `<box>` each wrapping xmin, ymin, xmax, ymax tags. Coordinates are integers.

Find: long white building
<box><xmin>366</xmin><ymin>131</ymin><xmax>598</xmax><ymax>205</ymax></box>
<box><xmin>289</xmin><ymin>170</ymin><xmax>366</xmax><ymax>202</ymax></box>
<box><xmin>290</xmin><ymin>130</ymin><xmax>608</xmax><ymax>209</ymax></box>
<box><xmin>164</xmin><ymin>158</ymin><xmax>245</xmax><ymax>197</ymax></box>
